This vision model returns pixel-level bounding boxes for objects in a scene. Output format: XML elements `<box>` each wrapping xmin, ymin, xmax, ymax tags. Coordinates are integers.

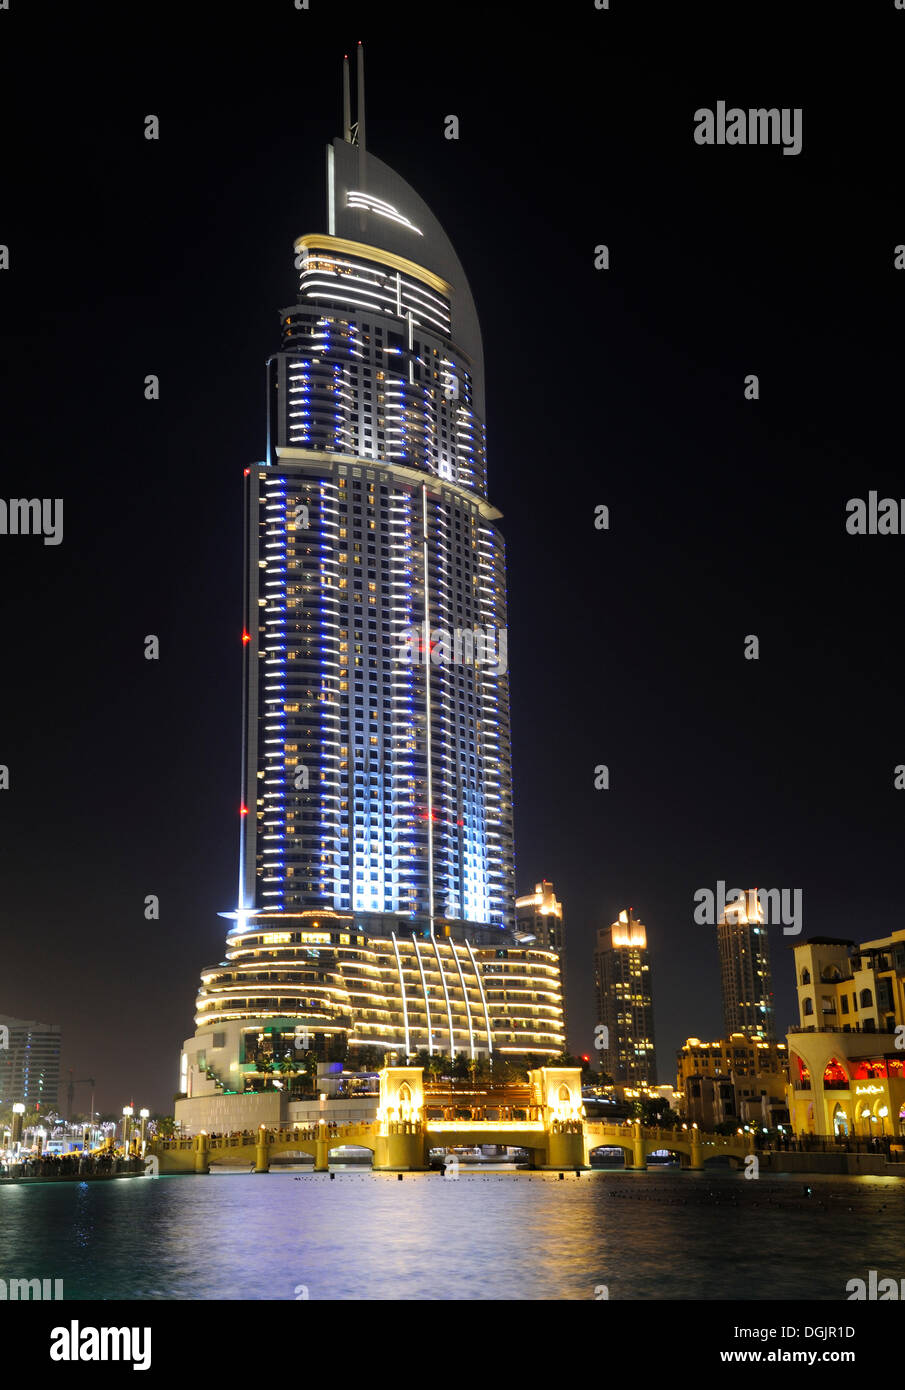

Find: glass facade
<box><xmin>184</xmin><ymin>114</ymin><xmax>564</xmax><ymax>1069</ymax></box>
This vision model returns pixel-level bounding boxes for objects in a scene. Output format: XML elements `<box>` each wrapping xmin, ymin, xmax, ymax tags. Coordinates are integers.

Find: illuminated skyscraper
<box><xmin>245</xmin><ymin>45</ymin><xmax>512</xmax><ymax>932</ymax></box>
<box><xmin>594</xmin><ymin>910</ymin><xmax>658</xmax><ymax>1084</ymax></box>
<box><xmin>516</xmin><ymin>880</ymin><xmax>567</xmax><ymax>1040</ymax></box>
<box><xmin>716</xmin><ymin>890</ymin><xmax>775</xmax><ymax>1041</ymax></box>
<box><xmin>0</xmin><ymin>1015</ymin><xmax>61</xmax><ymax>1109</ymax></box>
<box><xmin>179</xmin><ymin>50</ymin><xmax>563</xmax><ymax>1101</ymax></box>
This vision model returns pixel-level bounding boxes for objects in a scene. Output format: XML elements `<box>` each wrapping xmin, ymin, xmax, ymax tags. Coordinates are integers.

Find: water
<box><xmin>2</xmin><ymin>1168</ymin><xmax>903</xmax><ymax>1300</ymax></box>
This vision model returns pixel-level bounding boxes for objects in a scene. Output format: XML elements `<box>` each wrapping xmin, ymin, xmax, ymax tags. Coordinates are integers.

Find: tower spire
<box><xmin>356</xmin><ymin>41</ymin><xmax>366</xmax><ymax>158</ymax></box>
<box><xmin>355</xmin><ymin>42</ymin><xmax>366</xmax><ymax>234</ymax></box>
<box><xmin>342</xmin><ymin>53</ymin><xmax>352</xmax><ymax>142</ymax></box>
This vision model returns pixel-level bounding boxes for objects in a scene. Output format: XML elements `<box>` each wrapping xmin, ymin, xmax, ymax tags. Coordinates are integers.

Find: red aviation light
<box><xmin>240</xmin><ymin>805</ymin><xmax>249</xmax><ymax>816</ymax></box>
<box><xmin>242</xmin><ymin>630</ymin><xmax>251</xmax><ymax>644</ymax></box>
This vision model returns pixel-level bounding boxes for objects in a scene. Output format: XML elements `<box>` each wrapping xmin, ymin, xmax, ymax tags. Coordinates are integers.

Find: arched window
<box><xmin>860</xmin><ymin>988</ymin><xmax>873</xmax><ymax>1009</ymax></box>
<box><xmin>803</xmin><ymin>997</ymin><xmax>814</xmax><ymax>1015</ymax></box>
<box><xmin>558</xmin><ymin>1083</ymin><xmax>572</xmax><ymax>1105</ymax></box>
<box><xmin>823</xmin><ymin>1059</ymin><xmax>848</xmax><ymax>1088</ymax></box>
<box><xmin>800</xmin><ymin>968</ymin><xmax>811</xmax><ymax>985</ymax></box>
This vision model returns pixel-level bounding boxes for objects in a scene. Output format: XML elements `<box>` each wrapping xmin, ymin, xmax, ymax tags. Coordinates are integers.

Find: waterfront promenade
<box><xmin>1</xmin><ymin>1153</ymin><xmax>145</xmax><ymax>1184</ymax></box>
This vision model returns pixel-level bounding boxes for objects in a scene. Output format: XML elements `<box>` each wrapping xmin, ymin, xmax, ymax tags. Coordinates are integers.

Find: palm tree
<box><xmin>451</xmin><ymin>1052</ymin><xmax>470</xmax><ymax>1084</ymax></box>
<box><xmin>489</xmin><ymin>1051</ymin><xmax>518</xmax><ymax>1087</ymax></box>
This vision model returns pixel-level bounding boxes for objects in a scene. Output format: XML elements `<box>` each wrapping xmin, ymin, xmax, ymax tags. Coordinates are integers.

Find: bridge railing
<box><xmin>583</xmin><ymin>1122</ymin><xmax>750</xmax><ymax>1151</ymax></box>
<box><xmin>203</xmin><ymin>1123</ymin><xmax>381</xmax><ymax>1147</ymax></box>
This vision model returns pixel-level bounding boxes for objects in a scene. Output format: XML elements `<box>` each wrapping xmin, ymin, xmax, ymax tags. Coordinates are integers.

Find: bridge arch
<box><xmin>327</xmin><ymin>1142</ymin><xmax>375</xmax><ymax>1163</ymax></box>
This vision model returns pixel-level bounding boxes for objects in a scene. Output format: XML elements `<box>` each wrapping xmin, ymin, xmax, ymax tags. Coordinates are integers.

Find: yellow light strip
<box><xmin>294</xmin><ymin>234</ymin><xmax>451</xmax><ymax>298</ymax></box>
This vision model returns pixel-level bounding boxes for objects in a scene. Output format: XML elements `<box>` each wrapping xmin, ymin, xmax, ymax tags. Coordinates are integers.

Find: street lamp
<box><xmin>122</xmin><ymin>1106</ymin><xmax>134</xmax><ymax>1150</ymax></box>
<box><xmin>139</xmin><ymin>1109</ymin><xmax>150</xmax><ymax>1153</ymax></box>
<box><xmin>11</xmin><ymin>1103</ymin><xmax>25</xmax><ymax>1151</ymax></box>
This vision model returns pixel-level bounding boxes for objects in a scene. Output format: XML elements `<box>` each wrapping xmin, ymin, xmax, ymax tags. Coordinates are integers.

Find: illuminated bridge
<box><xmin>149</xmin><ymin>1067</ymin><xmax>754</xmax><ymax>1173</ymax></box>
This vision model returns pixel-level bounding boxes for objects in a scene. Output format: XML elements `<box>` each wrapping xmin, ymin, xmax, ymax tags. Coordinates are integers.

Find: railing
<box><xmin>763</xmin><ymin>1135</ymin><xmax>900</xmax><ymax>1154</ymax></box>
<box><xmin>788</xmin><ymin>1024</ymin><xmax>894</xmax><ymax>1036</ymax></box>
<box><xmin>426</xmin><ymin>1119</ymin><xmax>544</xmax><ymax>1133</ymax></box>
<box><xmin>1</xmin><ymin>1155</ymin><xmax>145</xmax><ymax>1179</ymax></box>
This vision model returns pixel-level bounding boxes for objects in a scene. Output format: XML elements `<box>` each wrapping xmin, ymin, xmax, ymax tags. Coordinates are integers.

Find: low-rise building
<box><xmin>786</xmin><ymin>932</ymin><xmax>905</xmax><ymax>1137</ymax></box>
<box><xmin>677</xmin><ymin>1033</ymin><xmax>789</xmax><ymax>1129</ymax></box>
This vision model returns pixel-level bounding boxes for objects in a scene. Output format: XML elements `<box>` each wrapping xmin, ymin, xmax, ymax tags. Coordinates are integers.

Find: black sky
<box><xmin>1</xmin><ymin>2</ymin><xmax>903</xmax><ymax>1113</ymax></box>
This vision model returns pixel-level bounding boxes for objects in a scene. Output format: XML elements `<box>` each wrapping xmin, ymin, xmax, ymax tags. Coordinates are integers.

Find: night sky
<box><xmin>1</xmin><ymin>3</ymin><xmax>902</xmax><ymax>1115</ymax></box>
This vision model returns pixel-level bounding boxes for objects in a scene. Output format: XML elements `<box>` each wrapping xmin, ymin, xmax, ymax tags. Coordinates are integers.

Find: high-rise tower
<box><xmin>0</xmin><ymin>1015</ymin><xmax>61</xmax><ymax>1110</ymax></box>
<box><xmin>516</xmin><ymin>881</ymin><xmax>567</xmax><ymax>1041</ymax></box>
<box><xmin>245</xmin><ymin>47</ymin><xmax>513</xmax><ymax>931</ymax></box>
<box><xmin>594</xmin><ymin>910</ymin><xmax>658</xmax><ymax>1085</ymax></box>
<box><xmin>716</xmin><ymin>890</ymin><xmax>775</xmax><ymax>1040</ymax></box>
<box><xmin>178</xmin><ymin>51</ymin><xmax>563</xmax><ymax>1108</ymax></box>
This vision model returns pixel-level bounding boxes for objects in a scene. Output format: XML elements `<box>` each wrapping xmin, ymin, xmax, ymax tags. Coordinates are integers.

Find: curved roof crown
<box><xmin>329</xmin><ymin>136</ymin><xmax>485</xmax><ymax>417</ymax></box>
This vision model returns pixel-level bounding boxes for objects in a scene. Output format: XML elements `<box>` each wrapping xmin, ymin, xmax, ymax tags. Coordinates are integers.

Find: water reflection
<box><xmin>0</xmin><ymin>1170</ymin><xmax>902</xmax><ymax>1300</ymax></box>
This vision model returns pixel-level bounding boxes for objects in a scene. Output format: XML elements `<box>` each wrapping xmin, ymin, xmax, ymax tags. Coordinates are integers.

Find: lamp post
<box><xmin>139</xmin><ymin>1108</ymin><xmax>150</xmax><ymax>1154</ymax></box>
<box><xmin>11</xmin><ymin>1103</ymin><xmax>25</xmax><ymax>1152</ymax></box>
<box><xmin>122</xmin><ymin>1106</ymin><xmax>134</xmax><ymax>1150</ymax></box>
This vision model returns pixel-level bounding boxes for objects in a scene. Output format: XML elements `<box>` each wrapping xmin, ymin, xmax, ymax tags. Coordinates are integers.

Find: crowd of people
<box><xmin>0</xmin><ymin>1150</ymin><xmax>145</xmax><ymax>1179</ymax></box>
<box><xmin>205</xmin><ymin>1123</ymin><xmax>347</xmax><ymax>1143</ymax></box>
<box><xmin>758</xmin><ymin>1131</ymin><xmax>899</xmax><ymax>1156</ymax></box>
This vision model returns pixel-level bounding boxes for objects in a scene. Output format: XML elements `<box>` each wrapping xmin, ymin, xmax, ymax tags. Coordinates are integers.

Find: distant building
<box><xmin>594</xmin><ymin>910</ymin><xmax>657</xmax><ymax>1084</ymax></box>
<box><xmin>0</xmin><ymin>1015</ymin><xmax>61</xmax><ymax>1110</ymax></box>
<box><xmin>716</xmin><ymin>891</ymin><xmax>775</xmax><ymax>1040</ymax></box>
<box><xmin>676</xmin><ymin>1033</ymin><xmax>789</xmax><ymax>1129</ymax></box>
<box><xmin>620</xmin><ymin>1083</ymin><xmax>681</xmax><ymax>1114</ymax></box>
<box><xmin>516</xmin><ymin>881</ymin><xmax>564</xmax><ymax>952</ymax></box>
<box><xmin>787</xmin><ymin>931</ymin><xmax>905</xmax><ymax>1137</ymax></box>
<box><xmin>516</xmin><ymin>881</ymin><xmax>566</xmax><ymax>1039</ymax></box>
